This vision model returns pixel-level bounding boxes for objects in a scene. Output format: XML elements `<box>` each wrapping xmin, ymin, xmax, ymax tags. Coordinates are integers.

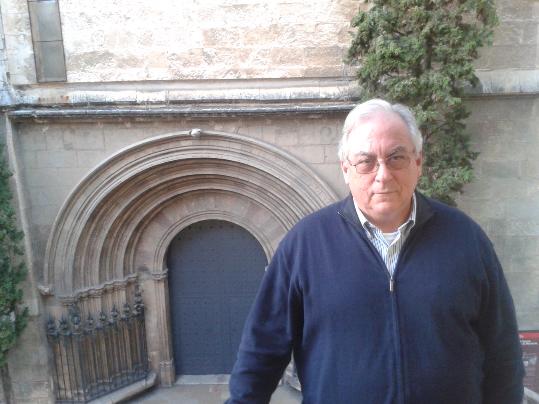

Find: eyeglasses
<box><xmin>348</xmin><ymin>152</ymin><xmax>412</xmax><ymax>174</ymax></box>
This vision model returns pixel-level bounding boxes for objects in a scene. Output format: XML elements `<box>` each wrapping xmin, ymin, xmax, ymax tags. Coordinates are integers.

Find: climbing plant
<box><xmin>0</xmin><ymin>145</ymin><xmax>28</xmax><ymax>367</ymax></box>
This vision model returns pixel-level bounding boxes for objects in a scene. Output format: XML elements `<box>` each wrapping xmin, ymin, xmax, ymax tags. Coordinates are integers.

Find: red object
<box><xmin>520</xmin><ymin>331</ymin><xmax>539</xmax><ymax>393</ymax></box>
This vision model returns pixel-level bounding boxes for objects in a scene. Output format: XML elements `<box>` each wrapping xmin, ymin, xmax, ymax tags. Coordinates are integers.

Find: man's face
<box><xmin>340</xmin><ymin>112</ymin><xmax>422</xmax><ymax>232</ymax></box>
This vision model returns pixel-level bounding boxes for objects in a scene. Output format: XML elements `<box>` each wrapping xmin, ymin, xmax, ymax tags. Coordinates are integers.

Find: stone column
<box><xmin>141</xmin><ymin>269</ymin><xmax>175</xmax><ymax>386</ymax></box>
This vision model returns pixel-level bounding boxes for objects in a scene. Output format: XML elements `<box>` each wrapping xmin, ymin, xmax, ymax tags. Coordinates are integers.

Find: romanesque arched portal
<box><xmin>42</xmin><ymin>129</ymin><xmax>338</xmax><ymax>384</ymax></box>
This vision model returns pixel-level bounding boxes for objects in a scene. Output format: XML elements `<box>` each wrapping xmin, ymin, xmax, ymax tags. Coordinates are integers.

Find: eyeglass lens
<box><xmin>352</xmin><ymin>154</ymin><xmax>411</xmax><ymax>174</ymax></box>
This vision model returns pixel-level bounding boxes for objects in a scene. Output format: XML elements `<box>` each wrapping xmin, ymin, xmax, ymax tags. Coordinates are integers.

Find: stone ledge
<box><xmin>471</xmin><ymin>69</ymin><xmax>539</xmax><ymax>96</ymax></box>
<box><xmin>4</xmin><ymin>69</ymin><xmax>539</xmax><ymax>110</ymax></box>
<box><xmin>10</xmin><ymin>77</ymin><xmax>357</xmax><ymax>107</ymax></box>
<box><xmin>6</xmin><ymin>102</ymin><xmax>357</xmax><ymax>120</ymax></box>
<box><xmin>88</xmin><ymin>371</ymin><xmax>157</xmax><ymax>404</ymax></box>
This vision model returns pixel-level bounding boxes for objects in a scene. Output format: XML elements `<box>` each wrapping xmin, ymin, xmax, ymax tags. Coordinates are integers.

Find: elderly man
<box><xmin>227</xmin><ymin>99</ymin><xmax>524</xmax><ymax>403</ymax></box>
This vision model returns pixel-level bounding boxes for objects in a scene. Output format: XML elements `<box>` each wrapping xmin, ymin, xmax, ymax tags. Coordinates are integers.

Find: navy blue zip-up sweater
<box><xmin>228</xmin><ymin>193</ymin><xmax>524</xmax><ymax>404</ymax></box>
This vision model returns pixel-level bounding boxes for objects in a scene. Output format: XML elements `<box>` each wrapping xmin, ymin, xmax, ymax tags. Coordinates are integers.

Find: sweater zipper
<box><xmin>391</xmin><ymin>229</ymin><xmax>421</xmax><ymax>404</ymax></box>
<box><xmin>340</xmin><ymin>210</ymin><xmax>402</xmax><ymax>401</ymax></box>
<box><xmin>337</xmin><ymin>211</ymin><xmax>396</xmax><ymax>292</ymax></box>
<box><xmin>339</xmin><ymin>199</ymin><xmax>433</xmax><ymax>404</ymax></box>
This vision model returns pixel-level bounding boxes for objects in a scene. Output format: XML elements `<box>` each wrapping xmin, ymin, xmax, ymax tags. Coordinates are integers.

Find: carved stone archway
<box><xmin>42</xmin><ymin>129</ymin><xmax>338</xmax><ymax>384</ymax></box>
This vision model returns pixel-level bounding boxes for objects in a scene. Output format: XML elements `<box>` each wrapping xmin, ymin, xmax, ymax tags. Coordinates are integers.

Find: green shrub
<box><xmin>0</xmin><ymin>146</ymin><xmax>28</xmax><ymax>366</ymax></box>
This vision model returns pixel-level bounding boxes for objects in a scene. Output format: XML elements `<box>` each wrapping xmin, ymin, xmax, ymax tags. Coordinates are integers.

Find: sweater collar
<box><xmin>338</xmin><ymin>191</ymin><xmax>434</xmax><ymax>231</ymax></box>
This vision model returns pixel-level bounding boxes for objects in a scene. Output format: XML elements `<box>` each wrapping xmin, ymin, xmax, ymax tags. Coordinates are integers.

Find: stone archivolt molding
<box><xmin>43</xmin><ymin>130</ymin><xmax>338</xmax><ymax>298</ymax></box>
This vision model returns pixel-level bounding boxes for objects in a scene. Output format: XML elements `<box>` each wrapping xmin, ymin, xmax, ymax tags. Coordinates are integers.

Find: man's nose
<box><xmin>374</xmin><ymin>160</ymin><xmax>392</xmax><ymax>181</ymax></box>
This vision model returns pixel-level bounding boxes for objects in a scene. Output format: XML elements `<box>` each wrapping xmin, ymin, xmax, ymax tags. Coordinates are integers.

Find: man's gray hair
<box><xmin>337</xmin><ymin>99</ymin><xmax>423</xmax><ymax>162</ymax></box>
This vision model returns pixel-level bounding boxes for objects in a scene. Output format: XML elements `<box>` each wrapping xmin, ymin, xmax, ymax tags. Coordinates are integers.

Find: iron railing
<box><xmin>47</xmin><ymin>287</ymin><xmax>149</xmax><ymax>403</ymax></box>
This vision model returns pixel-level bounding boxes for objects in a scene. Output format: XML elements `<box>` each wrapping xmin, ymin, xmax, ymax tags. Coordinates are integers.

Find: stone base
<box><xmin>88</xmin><ymin>372</ymin><xmax>157</xmax><ymax>404</ymax></box>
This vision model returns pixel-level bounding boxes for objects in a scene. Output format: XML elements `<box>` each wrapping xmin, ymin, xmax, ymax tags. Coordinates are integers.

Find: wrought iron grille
<box><xmin>47</xmin><ymin>287</ymin><xmax>149</xmax><ymax>403</ymax></box>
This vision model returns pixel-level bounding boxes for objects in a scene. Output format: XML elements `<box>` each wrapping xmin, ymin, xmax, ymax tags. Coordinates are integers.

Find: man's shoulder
<box><xmin>295</xmin><ymin>198</ymin><xmax>346</xmax><ymax>229</ymax></box>
<box><xmin>277</xmin><ymin>198</ymin><xmax>346</xmax><ymax>247</ymax></box>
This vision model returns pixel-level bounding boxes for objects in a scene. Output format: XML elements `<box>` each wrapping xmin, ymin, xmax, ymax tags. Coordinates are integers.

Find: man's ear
<box><xmin>341</xmin><ymin>160</ymin><xmax>350</xmax><ymax>185</ymax></box>
<box><xmin>415</xmin><ymin>151</ymin><xmax>423</xmax><ymax>178</ymax></box>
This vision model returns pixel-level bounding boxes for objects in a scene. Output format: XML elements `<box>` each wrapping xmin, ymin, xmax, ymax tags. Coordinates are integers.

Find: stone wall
<box><xmin>459</xmin><ymin>96</ymin><xmax>539</xmax><ymax>330</ymax></box>
<box><xmin>59</xmin><ymin>0</ymin><xmax>358</xmax><ymax>81</ymax></box>
<box><xmin>14</xmin><ymin>114</ymin><xmax>347</xmax><ymax>286</ymax></box>
<box><xmin>477</xmin><ymin>0</ymin><xmax>538</xmax><ymax>70</ymax></box>
<box><xmin>12</xmin><ymin>95</ymin><xmax>539</xmax><ymax>332</ymax></box>
<box><xmin>1</xmin><ymin>0</ymin><xmax>534</xmax><ymax>85</ymax></box>
<box><xmin>0</xmin><ymin>0</ymin><xmax>35</xmax><ymax>84</ymax></box>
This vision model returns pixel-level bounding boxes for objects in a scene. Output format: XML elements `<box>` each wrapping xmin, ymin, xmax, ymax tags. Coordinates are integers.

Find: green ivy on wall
<box><xmin>347</xmin><ymin>0</ymin><xmax>498</xmax><ymax>205</ymax></box>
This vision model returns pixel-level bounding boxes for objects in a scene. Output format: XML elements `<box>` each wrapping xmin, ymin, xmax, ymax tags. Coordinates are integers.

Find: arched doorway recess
<box><xmin>167</xmin><ymin>220</ymin><xmax>267</xmax><ymax>375</ymax></box>
<box><xmin>41</xmin><ymin>129</ymin><xmax>338</xmax><ymax>385</ymax></box>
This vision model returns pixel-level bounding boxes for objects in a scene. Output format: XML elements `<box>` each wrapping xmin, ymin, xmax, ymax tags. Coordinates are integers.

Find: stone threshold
<box><xmin>175</xmin><ymin>374</ymin><xmax>230</xmax><ymax>385</ymax></box>
<box><xmin>88</xmin><ymin>371</ymin><xmax>157</xmax><ymax>404</ymax></box>
<box><xmin>524</xmin><ymin>387</ymin><xmax>539</xmax><ymax>404</ymax></box>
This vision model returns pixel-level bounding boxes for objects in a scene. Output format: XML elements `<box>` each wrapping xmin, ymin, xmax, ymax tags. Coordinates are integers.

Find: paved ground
<box><xmin>128</xmin><ymin>377</ymin><xmax>302</xmax><ymax>404</ymax></box>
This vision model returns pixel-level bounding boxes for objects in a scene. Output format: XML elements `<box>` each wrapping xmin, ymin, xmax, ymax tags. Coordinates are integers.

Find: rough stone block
<box><xmin>480</xmin><ymin>45</ymin><xmax>537</xmax><ymax>69</ymax></box>
<box><xmin>76</xmin><ymin>150</ymin><xmax>106</xmax><ymax>168</ymax></box>
<box><xmin>498</xmin><ymin>2</ymin><xmax>535</xmax><ymax>21</ymax></box>
<box><xmin>522</xmin><ymin>22</ymin><xmax>538</xmax><ymax>45</ymax></box>
<box><xmin>44</xmin><ymin>131</ymin><xmax>65</xmax><ymax>151</ymax></box>
<box><xmin>2</xmin><ymin>11</ymin><xmax>31</xmax><ymax>35</ymax></box>
<box><xmin>480</xmin><ymin>159</ymin><xmax>522</xmax><ymax>179</ymax></box>
<box><xmin>269</xmin><ymin>47</ymin><xmax>305</xmax><ymax>65</ymax></box>
<box><xmin>298</xmin><ymin>124</ymin><xmax>340</xmax><ymax>146</ymax></box>
<box><xmin>505</xmin><ymin>271</ymin><xmax>539</xmax><ymax>316</ymax></box>
<box><xmin>266</xmin><ymin>124</ymin><xmax>299</xmax><ymax>146</ymax></box>
<box><xmin>505</xmin><ymin>194</ymin><xmax>539</xmax><ymax>221</ymax></box>
<box><xmin>19</xmin><ymin>151</ymin><xmax>37</xmax><ymax>169</ymax></box>
<box><xmin>303</xmin><ymin>66</ymin><xmax>344</xmax><ymax>78</ymax></box>
<box><xmin>311</xmin><ymin>163</ymin><xmax>347</xmax><ymax>199</ymax></box>
<box><xmin>26</xmin><ymin>186</ymin><xmax>65</xmax><ymax>209</ymax></box>
<box><xmin>63</xmin><ymin>129</ymin><xmax>104</xmax><ymax>150</ymax></box>
<box><xmin>288</xmin><ymin>144</ymin><xmax>326</xmax><ymax>164</ymax></box>
<box><xmin>17</xmin><ymin>133</ymin><xmax>46</xmax><ymax>152</ymax></box>
<box><xmin>518</xmin><ymin>311</ymin><xmax>539</xmax><ymax>330</ymax></box>
<box><xmin>304</xmin><ymin>46</ymin><xmax>345</xmax><ymax>65</ymax></box>
<box><xmin>203</xmin><ymin>28</ymin><xmax>241</xmax><ymax>47</ymax></box>
<box><xmin>492</xmin><ymin>22</ymin><xmax>524</xmax><ymax>46</ymax></box>
<box><xmin>29</xmin><ymin>203</ymin><xmax>61</xmax><ymax>226</ymax></box>
<box><xmin>522</xmin><ymin>159</ymin><xmax>539</xmax><ymax>179</ymax></box>
<box><xmin>516</xmin><ymin>70</ymin><xmax>539</xmax><ymax>93</ymax></box>
<box><xmin>457</xmin><ymin>196</ymin><xmax>506</xmax><ymax>224</ymax></box>
<box><xmin>35</xmin><ymin>150</ymin><xmax>77</xmax><ymax>168</ymax></box>
<box><xmin>324</xmin><ymin>146</ymin><xmax>340</xmax><ymax>164</ymax></box>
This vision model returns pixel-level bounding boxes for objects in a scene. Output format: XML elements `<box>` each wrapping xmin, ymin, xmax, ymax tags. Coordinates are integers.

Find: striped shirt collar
<box><xmin>353</xmin><ymin>193</ymin><xmax>417</xmax><ymax>238</ymax></box>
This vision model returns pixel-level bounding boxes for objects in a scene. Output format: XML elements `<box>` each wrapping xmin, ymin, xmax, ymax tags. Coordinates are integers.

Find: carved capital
<box><xmin>150</xmin><ymin>268</ymin><xmax>168</xmax><ymax>282</ymax></box>
<box><xmin>37</xmin><ymin>284</ymin><xmax>54</xmax><ymax>296</ymax></box>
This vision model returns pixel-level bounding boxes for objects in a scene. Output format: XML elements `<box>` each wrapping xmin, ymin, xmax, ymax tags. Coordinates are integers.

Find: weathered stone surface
<box><xmin>8</xmin><ymin>317</ymin><xmax>53</xmax><ymax>403</ymax></box>
<box><xmin>0</xmin><ymin>0</ymin><xmax>35</xmax><ymax>84</ymax></box>
<box><xmin>57</xmin><ymin>0</ymin><xmax>356</xmax><ymax>82</ymax></box>
<box><xmin>474</xmin><ymin>0</ymin><xmax>539</xmax><ymax>70</ymax></box>
<box><xmin>458</xmin><ymin>96</ymin><xmax>539</xmax><ymax>329</ymax></box>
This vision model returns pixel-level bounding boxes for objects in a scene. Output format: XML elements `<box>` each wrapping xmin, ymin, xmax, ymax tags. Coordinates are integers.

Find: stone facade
<box><xmin>0</xmin><ymin>0</ymin><xmax>537</xmax><ymax>402</ymax></box>
<box><xmin>459</xmin><ymin>96</ymin><xmax>539</xmax><ymax>329</ymax></box>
